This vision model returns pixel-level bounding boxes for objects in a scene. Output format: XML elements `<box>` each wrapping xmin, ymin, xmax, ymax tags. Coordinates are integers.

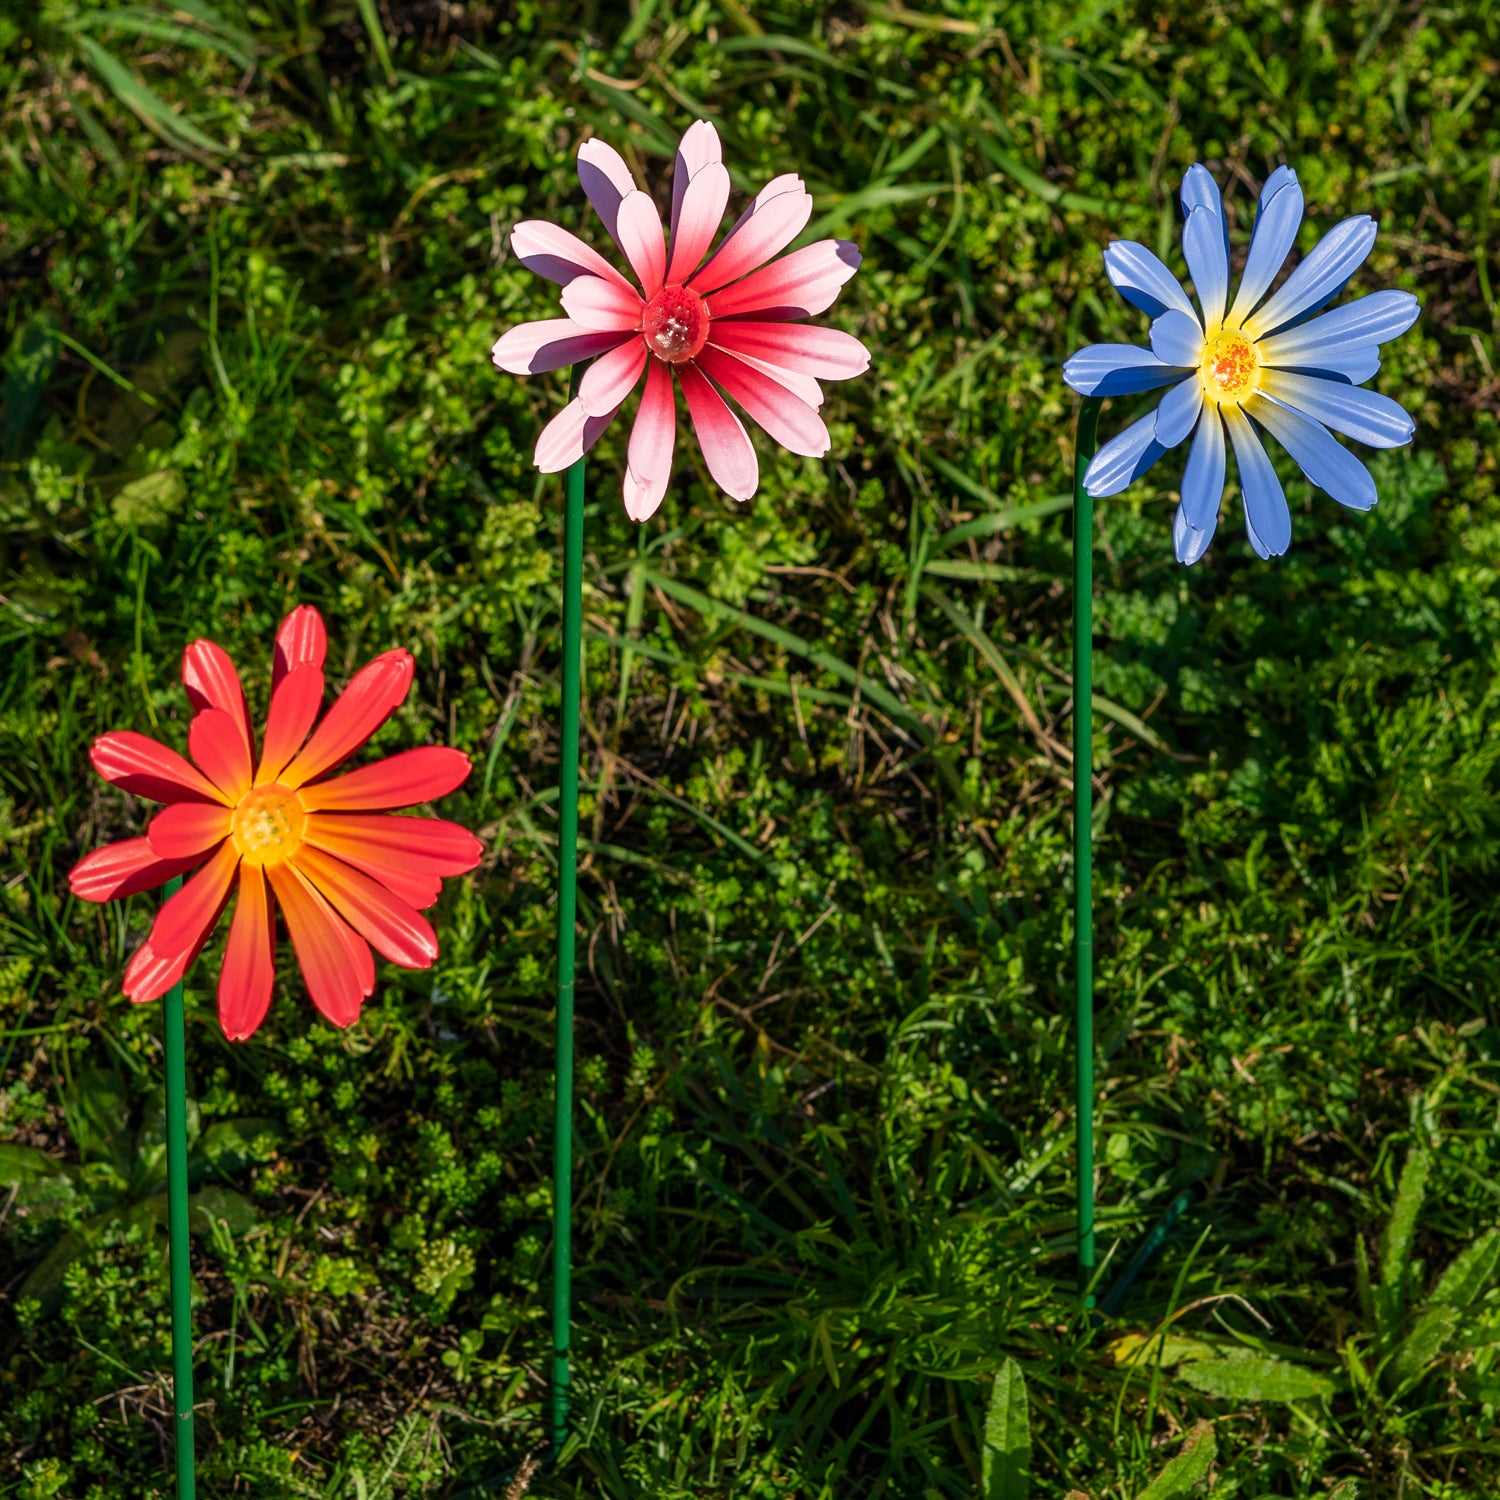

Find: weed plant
<box><xmin>2</xmin><ymin>1</ymin><xmax>1499</xmax><ymax>1496</ymax></box>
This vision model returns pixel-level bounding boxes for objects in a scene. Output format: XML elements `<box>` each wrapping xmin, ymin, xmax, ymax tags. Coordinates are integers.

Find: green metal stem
<box><xmin>161</xmin><ymin>873</ymin><xmax>196</xmax><ymax>1498</ymax></box>
<box><xmin>552</xmin><ymin>435</ymin><xmax>585</xmax><ymax>1456</ymax></box>
<box><xmin>1073</xmin><ymin>397</ymin><xmax>1102</xmax><ymax>1298</ymax></box>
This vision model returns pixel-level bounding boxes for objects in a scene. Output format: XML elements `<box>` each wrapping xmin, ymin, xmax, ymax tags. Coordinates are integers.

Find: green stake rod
<box><xmin>161</xmin><ymin>873</ymin><xmax>197</xmax><ymax>1497</ymax></box>
<box><xmin>1072</xmin><ymin>397</ymin><xmax>1102</xmax><ymax>1298</ymax></box>
<box><xmin>552</xmin><ymin>444</ymin><xmax>585</xmax><ymax>1455</ymax></box>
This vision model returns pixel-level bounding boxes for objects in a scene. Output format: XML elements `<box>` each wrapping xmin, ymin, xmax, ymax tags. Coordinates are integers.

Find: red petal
<box><xmin>304</xmin><ymin>844</ymin><xmax>443</xmax><ymax>910</ymax></box>
<box><xmin>181</xmin><ymin>639</ymin><xmax>253</xmax><ymax>762</ymax></box>
<box><xmin>219</xmin><ymin>863</ymin><xmax>275</xmax><ymax>1042</ymax></box>
<box><xmin>91</xmin><ymin>731</ymin><xmax>229</xmax><ymax>806</ymax></box>
<box><xmin>298</xmin><ymin>747</ymin><xmax>472</xmax><ymax>813</ymax></box>
<box><xmin>189</xmin><ymin>708</ymin><xmax>253</xmax><ymax>801</ymax></box>
<box><xmin>266</xmin><ymin>862</ymin><xmax>374</xmax><ymax>1027</ymax></box>
<box><xmin>302</xmin><ymin>813</ymin><xmax>483</xmax><ymax>875</ymax></box>
<box><xmin>257</xmin><ymin>664</ymin><xmax>324</xmax><ymax>785</ymax></box>
<box><xmin>280</xmin><ymin>650</ymin><xmax>414</xmax><ymax>789</ymax></box>
<box><xmin>294</xmin><ymin>846</ymin><xmax>438</xmax><ymax>968</ymax></box>
<box><xmin>146</xmin><ymin>840</ymin><xmax>239</xmax><ymax>970</ymax></box>
<box><xmin>68</xmin><ymin>839</ymin><xmax>199</xmax><ymax>902</ymax></box>
<box><xmin>273</xmin><ymin>605</ymin><xmax>327</xmax><ymax>690</ymax></box>
<box><xmin>123</xmin><ymin>941</ymin><xmax>192</xmax><ymax>1004</ymax></box>
<box><xmin>147</xmin><ymin>803</ymin><xmax>232</xmax><ymax>860</ymax></box>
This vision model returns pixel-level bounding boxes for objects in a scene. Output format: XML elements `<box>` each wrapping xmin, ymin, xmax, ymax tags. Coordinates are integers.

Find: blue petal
<box><xmin>1150</xmin><ymin>309</ymin><xmax>1204</xmax><ymax>368</ymax></box>
<box><xmin>1155</xmin><ymin>374</ymin><xmax>1203</xmax><ymax>447</ymax></box>
<box><xmin>1103</xmin><ymin>241</ymin><xmax>1198</xmax><ymax>321</ymax></box>
<box><xmin>1258</xmin><ymin>164</ymin><xmax>1298</xmax><ymax>204</ymax></box>
<box><xmin>1279</xmin><ymin>349</ymin><xmax>1381</xmax><ymax>384</ymax></box>
<box><xmin>1259</xmin><ymin>370</ymin><xmax>1415</xmax><ymax>448</ymax></box>
<box><xmin>1180</xmin><ymin>405</ymin><xmax>1226</xmax><ymax>531</ymax></box>
<box><xmin>1257</xmin><ymin>290</ymin><xmax>1420</xmax><ymax>364</ymax></box>
<box><xmin>1250</xmin><ymin>215</ymin><xmax>1378</xmax><ymax>336</ymax></box>
<box><xmin>1227</xmin><ymin>173</ymin><xmax>1303</xmax><ymax>327</ymax></box>
<box><xmin>1063</xmin><ymin>344</ymin><xmax>1192</xmax><ymax>397</ymax></box>
<box><xmin>1173</xmin><ymin>504</ymin><xmax>1216</xmax><ymax>566</ymax></box>
<box><xmin>1247</xmin><ymin>394</ymin><xmax>1378</xmax><ymax>511</ymax></box>
<box><xmin>1184</xmin><ymin>205</ymin><xmax>1230</xmax><ymax>326</ymax></box>
<box><xmin>1224</xmin><ymin>406</ymin><xmax>1292</xmax><ymax>558</ymax></box>
<box><xmin>1180</xmin><ymin>163</ymin><xmax>1231</xmax><ymax>285</ymax></box>
<box><xmin>1084</xmin><ymin>409</ymin><xmax>1168</xmax><ymax>498</ymax></box>
<box><xmin>1243</xmin><ymin>510</ymin><xmax>1272</xmax><ymax>560</ymax></box>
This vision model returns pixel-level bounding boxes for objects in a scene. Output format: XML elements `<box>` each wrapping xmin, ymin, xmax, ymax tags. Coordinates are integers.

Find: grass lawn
<box><xmin>3</xmin><ymin>1</ymin><xmax>1500</xmax><ymax>1496</ymax></box>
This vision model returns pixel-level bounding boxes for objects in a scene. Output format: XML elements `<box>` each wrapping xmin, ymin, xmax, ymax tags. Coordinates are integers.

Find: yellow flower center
<box><xmin>1198</xmin><ymin>329</ymin><xmax>1261</xmax><ymax>404</ymax></box>
<box><xmin>231</xmin><ymin>783</ymin><xmax>307</xmax><ymax>867</ymax></box>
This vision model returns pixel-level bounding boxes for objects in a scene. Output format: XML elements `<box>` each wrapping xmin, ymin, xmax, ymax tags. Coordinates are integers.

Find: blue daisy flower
<box><xmin>1063</xmin><ymin>164</ymin><xmax>1420</xmax><ymax>565</ymax></box>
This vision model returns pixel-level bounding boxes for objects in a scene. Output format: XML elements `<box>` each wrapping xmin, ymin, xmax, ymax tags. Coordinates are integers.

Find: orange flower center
<box><xmin>1198</xmin><ymin>329</ymin><xmax>1260</xmax><ymax>404</ymax></box>
<box><xmin>231</xmin><ymin>783</ymin><xmax>307</xmax><ymax>867</ymax></box>
<box><xmin>642</xmin><ymin>284</ymin><xmax>709</xmax><ymax>363</ymax></box>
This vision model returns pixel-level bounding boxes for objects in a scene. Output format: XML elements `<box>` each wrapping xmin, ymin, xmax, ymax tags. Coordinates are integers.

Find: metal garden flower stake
<box><xmin>69</xmin><ymin>606</ymin><xmax>482</xmax><ymax>1495</ymax></box>
<box><xmin>1062</xmin><ymin>163</ymin><xmax>1419</xmax><ymax>1295</ymax></box>
<box><xmin>493</xmin><ymin>118</ymin><xmax>869</xmax><ymax>1452</ymax></box>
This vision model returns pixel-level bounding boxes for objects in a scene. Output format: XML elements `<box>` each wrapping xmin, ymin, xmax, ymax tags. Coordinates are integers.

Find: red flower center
<box><xmin>232</xmin><ymin>783</ymin><xmax>307</xmax><ymax>867</ymax></box>
<box><xmin>641</xmin><ymin>284</ymin><xmax>709</xmax><ymax>363</ymax></box>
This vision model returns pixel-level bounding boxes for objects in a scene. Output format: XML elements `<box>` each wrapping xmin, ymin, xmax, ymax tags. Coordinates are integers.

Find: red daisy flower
<box><xmin>68</xmin><ymin>606</ymin><xmax>483</xmax><ymax>1040</ymax></box>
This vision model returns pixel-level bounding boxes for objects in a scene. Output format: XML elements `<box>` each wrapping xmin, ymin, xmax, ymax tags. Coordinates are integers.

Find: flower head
<box><xmin>493</xmin><ymin>120</ymin><xmax>871</xmax><ymax>520</ymax></box>
<box><xmin>69</xmin><ymin>607</ymin><xmax>483</xmax><ymax>1040</ymax></box>
<box><xmin>1064</xmin><ymin>164</ymin><xmax>1420</xmax><ymax>564</ymax></box>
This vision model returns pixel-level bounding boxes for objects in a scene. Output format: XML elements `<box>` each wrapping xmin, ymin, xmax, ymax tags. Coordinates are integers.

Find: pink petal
<box><xmin>579</xmin><ymin>339</ymin><xmax>648</xmax><ymax>418</ymax></box>
<box><xmin>273</xmin><ymin>605</ymin><xmax>327</xmax><ymax>690</ymax></box>
<box><xmin>625</xmin><ymin>359</ymin><xmax>677</xmax><ymax>522</ymax></box>
<box><xmin>69</xmin><ymin>839</ymin><xmax>200</xmax><ymax>903</ymax></box>
<box><xmin>713</xmin><ymin>346</ymin><xmax>824</xmax><ymax>410</ymax></box>
<box><xmin>678</xmin><ymin>362</ymin><xmax>758</xmax><ymax>502</ymax></box>
<box><xmin>707</xmin><ymin>320</ymin><xmax>870</xmax><ymax>380</ymax></box>
<box><xmin>690</xmin><ymin>176</ymin><xmax>812</xmax><ymax>295</ymax></box>
<box><xmin>534</xmin><ymin>397</ymin><xmax>623</xmax><ymax>474</ymax></box>
<box><xmin>717</xmin><ymin>172</ymin><xmax>802</xmax><ymax>245</ymax></box>
<box><xmin>671</xmin><ymin>120</ymin><xmax>724</xmax><ymax>242</ymax></box>
<box><xmin>696</xmin><ymin>346</ymin><xmax>830</xmax><ymax>458</ymax></box>
<box><xmin>511</xmin><ymin>220</ymin><xmax>633</xmax><ymax>292</ymax></box>
<box><xmin>577</xmin><ymin>137</ymin><xmax>637</xmax><ymax>248</ymax></box>
<box><xmin>707</xmin><ymin>240</ymin><xmax>863</xmax><ymax>321</ymax></box>
<box><xmin>616</xmin><ymin>191</ymin><xmax>667</xmax><ymax>298</ymax></box>
<box><xmin>666</xmin><ymin>162</ymin><xmax>730</xmax><ymax>286</ymax></box>
<box><xmin>559</xmin><ymin>275</ymin><xmax>644</xmax><ymax>333</ymax></box>
<box><xmin>181</xmin><ymin>640</ymin><xmax>253</xmax><ymax>762</ymax></box>
<box><xmin>492</xmin><ymin>318</ymin><xmax>632</xmax><ymax>376</ymax></box>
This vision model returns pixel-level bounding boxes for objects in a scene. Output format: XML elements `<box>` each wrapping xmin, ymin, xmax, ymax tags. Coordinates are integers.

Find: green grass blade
<box><xmin>641</xmin><ymin>570</ymin><xmax>936</xmax><ymax>742</ymax></box>
<box><xmin>74</xmin><ymin>36</ymin><xmax>229</xmax><ymax>156</ymax></box>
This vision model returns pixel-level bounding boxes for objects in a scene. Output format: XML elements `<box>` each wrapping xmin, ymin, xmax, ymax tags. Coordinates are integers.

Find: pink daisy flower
<box><xmin>492</xmin><ymin>120</ymin><xmax>871</xmax><ymax>521</ymax></box>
